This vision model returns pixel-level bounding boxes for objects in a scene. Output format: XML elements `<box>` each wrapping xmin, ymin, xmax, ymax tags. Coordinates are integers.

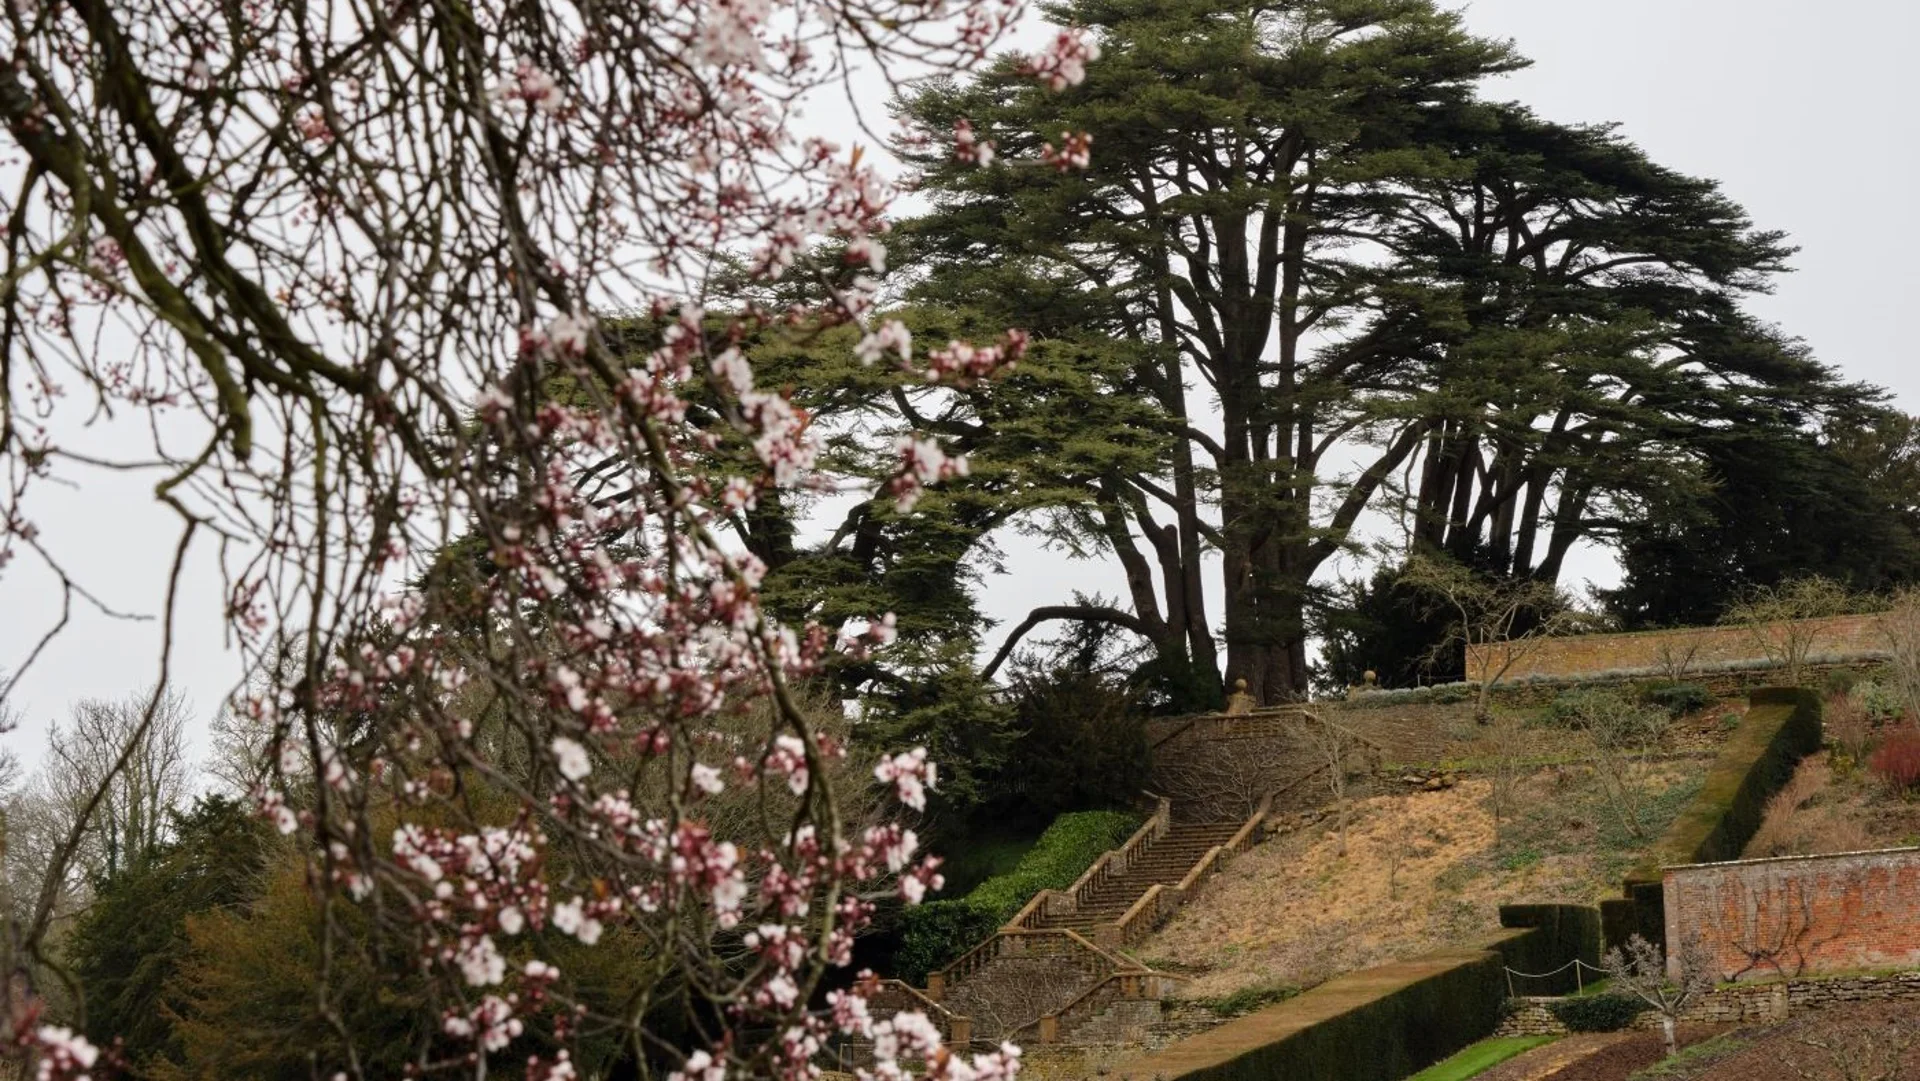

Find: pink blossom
<box><xmin>954</xmin><ymin>119</ymin><xmax>996</xmax><ymax>166</ymax></box>
<box><xmin>874</xmin><ymin>747</ymin><xmax>936</xmax><ymax>810</ymax></box>
<box><xmin>1026</xmin><ymin>29</ymin><xmax>1102</xmax><ymax>91</ymax></box>
<box><xmin>672</xmin><ymin>1049</ymin><xmax>727</xmax><ymax>1081</ymax></box>
<box><xmin>552</xmin><ymin>736</ymin><xmax>592</xmax><ymax>781</ymax></box>
<box><xmin>32</xmin><ymin>1026</ymin><xmax>99</xmax><ymax>1081</ymax></box>
<box><xmin>855</xmin><ymin>320</ymin><xmax>913</xmax><ymax>367</ymax></box>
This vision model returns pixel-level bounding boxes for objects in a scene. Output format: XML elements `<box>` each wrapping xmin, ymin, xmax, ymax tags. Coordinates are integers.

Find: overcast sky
<box><xmin>3</xmin><ymin>0</ymin><xmax>1916</xmax><ymax>771</ymax></box>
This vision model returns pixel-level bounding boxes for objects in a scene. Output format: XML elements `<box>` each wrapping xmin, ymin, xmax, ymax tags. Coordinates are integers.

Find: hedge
<box><xmin>893</xmin><ymin>810</ymin><xmax>1139</xmax><ymax>982</ymax></box>
<box><xmin>1171</xmin><ymin>946</ymin><xmax>1508</xmax><ymax>1081</ymax></box>
<box><xmin>1606</xmin><ymin>687</ymin><xmax>1823</xmax><ymax>951</ymax></box>
<box><xmin>1134</xmin><ymin>924</ymin><xmax>1591</xmax><ymax>1081</ymax></box>
<box><xmin>1652</xmin><ymin>686</ymin><xmax>1823</xmax><ymax>868</ymax></box>
<box><xmin>1638</xmin><ymin>681</ymin><xmax>1714</xmax><ymax>718</ymax></box>
<box><xmin>1549</xmin><ymin>993</ymin><xmax>1647</xmax><ymax>1032</ymax></box>
<box><xmin>1498</xmin><ymin>905</ymin><xmax>1602</xmax><ymax>996</ymax></box>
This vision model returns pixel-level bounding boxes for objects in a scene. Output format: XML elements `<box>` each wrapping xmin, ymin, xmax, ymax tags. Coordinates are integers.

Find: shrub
<box><xmin>1868</xmin><ymin>726</ymin><xmax>1920</xmax><ymax>793</ymax></box>
<box><xmin>1543</xmin><ymin>687</ymin><xmax>1621</xmax><ymax>729</ymax></box>
<box><xmin>1549</xmin><ymin>992</ymin><xmax>1647</xmax><ymax>1032</ymax></box>
<box><xmin>991</xmin><ymin>664</ymin><xmax>1151</xmax><ymax>824</ymax></box>
<box><xmin>1823</xmin><ymin>668</ymin><xmax>1866</xmax><ymax>697</ymax></box>
<box><xmin>893</xmin><ymin>809</ymin><xmax>1140</xmax><ymax>981</ymax></box>
<box><xmin>1192</xmin><ymin>981</ymin><xmax>1301</xmax><ymax>1019</ymax></box>
<box><xmin>1824</xmin><ymin>693</ymin><xmax>1875</xmax><ymax>763</ymax></box>
<box><xmin>1851</xmin><ymin>680</ymin><xmax>1906</xmax><ymax>722</ymax></box>
<box><xmin>1638</xmin><ymin>681</ymin><xmax>1713</xmax><ymax>719</ymax></box>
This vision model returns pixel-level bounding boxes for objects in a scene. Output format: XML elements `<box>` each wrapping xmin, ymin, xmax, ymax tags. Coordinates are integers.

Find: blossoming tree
<box><xmin>0</xmin><ymin>0</ymin><xmax>1096</xmax><ymax>1076</ymax></box>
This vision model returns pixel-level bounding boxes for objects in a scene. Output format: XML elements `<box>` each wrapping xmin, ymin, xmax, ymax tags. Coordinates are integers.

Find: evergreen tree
<box><xmin>1603</xmin><ymin>424</ymin><xmax>1920</xmax><ymax>628</ymax></box>
<box><xmin>898</xmin><ymin>3</ymin><xmax>1877</xmax><ymax>697</ymax></box>
<box><xmin>898</xmin><ymin>0</ymin><xmax>1526</xmax><ymax>701</ymax></box>
<box><xmin>67</xmin><ymin>796</ymin><xmax>274</xmax><ymax>1073</ymax></box>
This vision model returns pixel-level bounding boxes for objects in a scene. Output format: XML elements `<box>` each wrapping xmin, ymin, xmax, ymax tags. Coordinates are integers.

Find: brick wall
<box><xmin>1466</xmin><ymin>613</ymin><xmax>1888</xmax><ymax>684</ymax></box>
<box><xmin>1662</xmin><ymin>847</ymin><xmax>1920</xmax><ymax>983</ymax></box>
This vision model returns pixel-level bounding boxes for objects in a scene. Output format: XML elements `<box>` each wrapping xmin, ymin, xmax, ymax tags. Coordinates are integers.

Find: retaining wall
<box><xmin>1494</xmin><ymin>972</ymin><xmax>1920</xmax><ymax>1037</ymax></box>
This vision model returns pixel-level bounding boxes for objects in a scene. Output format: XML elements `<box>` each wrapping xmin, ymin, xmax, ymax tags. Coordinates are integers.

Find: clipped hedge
<box><xmin>1606</xmin><ymin>687</ymin><xmax>1823</xmax><ymax>952</ymax></box>
<box><xmin>1549</xmin><ymin>993</ymin><xmax>1647</xmax><ymax>1033</ymax></box>
<box><xmin>1174</xmin><ymin>946</ymin><xmax>1508</xmax><ymax>1081</ymax></box>
<box><xmin>893</xmin><ymin>810</ymin><xmax>1139</xmax><ymax>982</ymax></box>
<box><xmin>1498</xmin><ymin>905</ymin><xmax>1602</xmax><ymax>996</ymax></box>
<box><xmin>1139</xmin><ymin>924</ymin><xmax>1592</xmax><ymax>1081</ymax></box>
<box><xmin>1656</xmin><ymin>687</ymin><xmax>1823</xmax><ymax>868</ymax></box>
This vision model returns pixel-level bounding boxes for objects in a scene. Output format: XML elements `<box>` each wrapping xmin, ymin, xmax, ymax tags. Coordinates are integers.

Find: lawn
<box><xmin>1405</xmin><ymin>1036</ymin><xmax>1559</xmax><ymax>1081</ymax></box>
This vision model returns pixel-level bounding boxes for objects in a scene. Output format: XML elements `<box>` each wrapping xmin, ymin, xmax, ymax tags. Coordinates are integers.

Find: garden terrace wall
<box><xmin>1494</xmin><ymin>972</ymin><xmax>1920</xmax><ymax>1037</ymax></box>
<box><xmin>1117</xmin><ymin>924</ymin><xmax>1585</xmax><ymax>1081</ymax></box>
<box><xmin>1147</xmin><ymin>704</ymin><xmax>1473</xmax><ymax>816</ymax></box>
<box><xmin>1466</xmin><ymin>613</ymin><xmax>1887</xmax><ymax>684</ymax></box>
<box><xmin>1664</xmin><ymin>846</ymin><xmax>1920</xmax><ymax>983</ymax></box>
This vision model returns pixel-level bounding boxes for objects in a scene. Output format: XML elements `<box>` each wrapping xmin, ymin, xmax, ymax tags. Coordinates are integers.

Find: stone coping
<box><xmin>1661</xmin><ymin>843</ymin><xmax>1920</xmax><ymax>873</ymax></box>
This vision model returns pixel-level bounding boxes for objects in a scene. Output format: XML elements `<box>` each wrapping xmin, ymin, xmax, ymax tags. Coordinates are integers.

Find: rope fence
<box><xmin>1502</xmin><ymin>959</ymin><xmax>1610</xmax><ymax>998</ymax></box>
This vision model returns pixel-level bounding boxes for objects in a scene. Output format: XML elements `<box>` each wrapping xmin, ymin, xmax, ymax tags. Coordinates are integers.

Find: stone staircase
<box><xmin>911</xmin><ymin>795</ymin><xmax>1273</xmax><ymax>1049</ymax></box>
<box><xmin>1034</xmin><ymin>820</ymin><xmax>1248</xmax><ymax>938</ymax></box>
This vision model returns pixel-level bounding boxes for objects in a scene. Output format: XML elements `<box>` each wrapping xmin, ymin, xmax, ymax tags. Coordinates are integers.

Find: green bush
<box><xmin>1638</xmin><ymin>681</ymin><xmax>1713</xmax><ymax>718</ymax></box>
<box><xmin>1541</xmin><ymin>687</ymin><xmax>1603</xmax><ymax>728</ymax></box>
<box><xmin>991</xmin><ymin>665</ymin><xmax>1151</xmax><ymax>824</ymax></box>
<box><xmin>1823</xmin><ymin>668</ymin><xmax>1865</xmax><ymax>697</ymax></box>
<box><xmin>1543</xmin><ymin>687</ymin><xmax>1663</xmax><ymax>736</ymax></box>
<box><xmin>894</xmin><ymin>810</ymin><xmax>1140</xmax><ymax>981</ymax></box>
<box><xmin>1549</xmin><ymin>992</ymin><xmax>1647</xmax><ymax>1032</ymax></box>
<box><xmin>1851</xmin><ymin>680</ymin><xmax>1906</xmax><ymax>722</ymax></box>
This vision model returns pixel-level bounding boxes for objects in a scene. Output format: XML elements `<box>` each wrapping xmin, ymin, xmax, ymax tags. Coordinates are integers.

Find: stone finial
<box><xmin>1224</xmin><ymin>678</ymin><xmax>1256</xmax><ymax>715</ymax></box>
<box><xmin>1363</xmin><ymin>669</ymin><xmax>1378</xmax><ymax>687</ymax></box>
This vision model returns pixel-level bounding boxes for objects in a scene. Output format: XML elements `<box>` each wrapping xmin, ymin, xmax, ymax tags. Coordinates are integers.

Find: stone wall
<box><xmin>1147</xmin><ymin>703</ymin><xmax>1474</xmax><ymax>818</ymax></box>
<box><xmin>1467</xmin><ymin>613</ymin><xmax>1887</xmax><ymax>684</ymax></box>
<box><xmin>1493</xmin><ymin>998</ymin><xmax>1566</xmax><ymax>1037</ymax></box>
<box><xmin>1492</xmin><ymin>972</ymin><xmax>1920</xmax><ymax>1038</ymax></box>
<box><xmin>1663</xmin><ymin>847</ymin><xmax>1920</xmax><ymax>983</ymax></box>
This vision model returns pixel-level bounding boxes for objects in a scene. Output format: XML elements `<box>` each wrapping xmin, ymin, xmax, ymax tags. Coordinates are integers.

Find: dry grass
<box><xmin>1744</xmin><ymin>754</ymin><xmax>1874</xmax><ymax>859</ymax></box>
<box><xmin>1742</xmin><ymin>749</ymin><xmax>1920</xmax><ymax>860</ymax></box>
<box><xmin>1136</xmin><ymin>762</ymin><xmax>1705</xmax><ymax>1000</ymax></box>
